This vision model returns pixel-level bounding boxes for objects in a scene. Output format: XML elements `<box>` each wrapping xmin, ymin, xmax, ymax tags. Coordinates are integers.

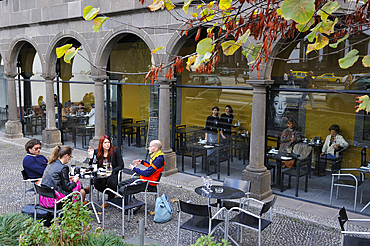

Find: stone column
<box><xmin>41</xmin><ymin>74</ymin><xmax>62</xmax><ymax>148</ymax></box>
<box><xmin>89</xmin><ymin>75</ymin><xmax>107</xmax><ymax>149</ymax></box>
<box><xmin>158</xmin><ymin>78</ymin><xmax>178</xmax><ymax>176</ymax></box>
<box><xmin>4</xmin><ymin>73</ymin><xmax>23</xmax><ymax>139</ymax></box>
<box><xmin>242</xmin><ymin>80</ymin><xmax>274</xmax><ymax>200</ymax></box>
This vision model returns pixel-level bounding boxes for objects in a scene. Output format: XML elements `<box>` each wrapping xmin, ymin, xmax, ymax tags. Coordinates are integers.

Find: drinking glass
<box><xmin>106</xmin><ymin>162</ymin><xmax>112</xmax><ymax>175</ymax></box>
<box><xmin>103</xmin><ymin>159</ymin><xmax>108</xmax><ymax>168</ymax></box>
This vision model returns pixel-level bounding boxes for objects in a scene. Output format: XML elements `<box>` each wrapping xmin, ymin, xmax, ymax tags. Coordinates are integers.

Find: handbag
<box><xmin>153</xmin><ymin>194</ymin><xmax>173</xmax><ymax>223</ymax></box>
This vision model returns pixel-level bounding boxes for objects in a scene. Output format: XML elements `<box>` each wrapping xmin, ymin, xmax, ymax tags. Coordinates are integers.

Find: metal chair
<box><xmin>21</xmin><ymin>170</ymin><xmax>40</xmax><ymax>206</ymax></box>
<box><xmin>231</xmin><ymin>134</ymin><xmax>249</xmax><ymax>165</ymax></box>
<box><xmin>102</xmin><ymin>182</ymin><xmax>147</xmax><ymax>237</ymax></box>
<box><xmin>338</xmin><ymin>207</ymin><xmax>370</xmax><ymax>246</ymax></box>
<box><xmin>208</xmin><ymin>144</ymin><xmax>230</xmax><ymax>179</ymax></box>
<box><xmin>281</xmin><ymin>149</ymin><xmax>312</xmax><ymax>197</ymax></box>
<box><xmin>226</xmin><ymin>196</ymin><xmax>277</xmax><ymax>246</ymax></box>
<box><xmin>218</xmin><ymin>177</ymin><xmax>251</xmax><ymax>210</ymax></box>
<box><xmin>180</xmin><ymin>130</ymin><xmax>204</xmax><ymax>172</ymax></box>
<box><xmin>176</xmin><ymin>200</ymin><xmax>227</xmax><ymax>246</ymax></box>
<box><xmin>33</xmin><ymin>184</ymin><xmax>82</xmax><ymax>220</ymax></box>
<box><xmin>131</xmin><ymin>172</ymin><xmax>162</xmax><ymax>200</ymax></box>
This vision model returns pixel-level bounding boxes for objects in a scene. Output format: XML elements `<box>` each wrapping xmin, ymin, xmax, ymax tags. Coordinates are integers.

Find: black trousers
<box><xmin>118</xmin><ymin>178</ymin><xmax>142</xmax><ymax>205</ymax></box>
<box><xmin>94</xmin><ymin>173</ymin><xmax>118</xmax><ymax>199</ymax></box>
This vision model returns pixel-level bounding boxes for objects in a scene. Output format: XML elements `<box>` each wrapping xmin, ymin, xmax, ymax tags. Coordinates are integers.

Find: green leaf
<box><xmin>201</xmin><ymin>52</ymin><xmax>212</xmax><ymax>63</ymax></box>
<box><xmin>318</xmin><ymin>1</ymin><xmax>340</xmax><ymax>22</ymax></box>
<box><xmin>251</xmin><ymin>43</ymin><xmax>263</xmax><ymax>61</ymax></box>
<box><xmin>221</xmin><ymin>40</ymin><xmax>241</xmax><ymax>56</ymax></box>
<box><xmin>56</xmin><ymin>44</ymin><xmax>72</xmax><ymax>58</ymax></box>
<box><xmin>183</xmin><ymin>0</ymin><xmax>193</xmax><ymax>14</ymax></box>
<box><xmin>356</xmin><ymin>95</ymin><xmax>370</xmax><ymax>113</ymax></box>
<box><xmin>219</xmin><ymin>0</ymin><xmax>232</xmax><ymax>10</ymax></box>
<box><xmin>164</xmin><ymin>0</ymin><xmax>175</xmax><ymax>10</ymax></box>
<box><xmin>200</xmin><ymin>8</ymin><xmax>215</xmax><ymax>22</ymax></box>
<box><xmin>296</xmin><ymin>17</ymin><xmax>314</xmax><ymax>32</ymax></box>
<box><xmin>196</xmin><ymin>38</ymin><xmax>214</xmax><ymax>56</ymax></box>
<box><xmin>319</xmin><ymin>18</ymin><xmax>337</xmax><ymax>35</ymax></box>
<box><xmin>83</xmin><ymin>6</ymin><xmax>100</xmax><ymax>21</ymax></box>
<box><xmin>238</xmin><ymin>29</ymin><xmax>251</xmax><ymax>44</ymax></box>
<box><xmin>363</xmin><ymin>55</ymin><xmax>370</xmax><ymax>67</ymax></box>
<box><xmin>339</xmin><ymin>49</ymin><xmax>359</xmax><ymax>69</ymax></box>
<box><xmin>307</xmin><ymin>22</ymin><xmax>322</xmax><ymax>42</ymax></box>
<box><xmin>281</xmin><ymin>0</ymin><xmax>315</xmax><ymax>24</ymax></box>
<box><xmin>306</xmin><ymin>33</ymin><xmax>329</xmax><ymax>54</ymax></box>
<box><xmin>92</xmin><ymin>17</ymin><xmax>109</xmax><ymax>33</ymax></box>
<box><xmin>329</xmin><ymin>34</ymin><xmax>349</xmax><ymax>48</ymax></box>
<box><xmin>242</xmin><ymin>43</ymin><xmax>254</xmax><ymax>58</ymax></box>
<box><xmin>64</xmin><ymin>47</ymin><xmax>79</xmax><ymax>64</ymax></box>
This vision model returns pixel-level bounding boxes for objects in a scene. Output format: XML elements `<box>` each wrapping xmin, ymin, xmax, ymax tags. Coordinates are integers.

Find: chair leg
<box><xmin>295</xmin><ymin>175</ymin><xmax>299</xmax><ymax>197</ymax></box>
<box><xmin>329</xmin><ymin>175</ymin><xmax>334</xmax><ymax>205</ymax></box>
<box><xmin>354</xmin><ymin>185</ymin><xmax>357</xmax><ymax>211</ymax></box>
<box><xmin>305</xmin><ymin>174</ymin><xmax>308</xmax><ymax>192</ymax></box>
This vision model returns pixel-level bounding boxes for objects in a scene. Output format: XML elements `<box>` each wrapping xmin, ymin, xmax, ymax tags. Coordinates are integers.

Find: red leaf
<box><xmin>195</xmin><ymin>28</ymin><xmax>201</xmax><ymax>41</ymax></box>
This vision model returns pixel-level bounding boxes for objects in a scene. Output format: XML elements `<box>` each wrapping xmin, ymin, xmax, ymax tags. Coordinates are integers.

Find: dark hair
<box><xmin>97</xmin><ymin>135</ymin><xmax>117</xmax><ymax>164</ymax></box>
<box><xmin>64</xmin><ymin>101</ymin><xmax>71</xmax><ymax>108</ymax></box>
<box><xmin>212</xmin><ymin>106</ymin><xmax>219</xmax><ymax>116</ymax></box>
<box><xmin>287</xmin><ymin>120</ymin><xmax>298</xmax><ymax>131</ymax></box>
<box><xmin>329</xmin><ymin>124</ymin><xmax>340</xmax><ymax>133</ymax></box>
<box><xmin>25</xmin><ymin>139</ymin><xmax>42</xmax><ymax>152</ymax></box>
<box><xmin>225</xmin><ymin>105</ymin><xmax>233</xmax><ymax>114</ymax></box>
<box><xmin>48</xmin><ymin>145</ymin><xmax>73</xmax><ymax>164</ymax></box>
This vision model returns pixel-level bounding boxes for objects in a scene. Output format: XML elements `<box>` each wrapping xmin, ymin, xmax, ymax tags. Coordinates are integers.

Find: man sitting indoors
<box><xmin>23</xmin><ymin>139</ymin><xmax>48</xmax><ymax>179</ymax></box>
<box><xmin>118</xmin><ymin>140</ymin><xmax>165</xmax><ymax>204</ymax></box>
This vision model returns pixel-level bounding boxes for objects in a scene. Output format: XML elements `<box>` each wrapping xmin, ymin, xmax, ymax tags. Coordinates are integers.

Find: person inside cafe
<box><xmin>220</xmin><ymin>105</ymin><xmax>234</xmax><ymax>145</ymax></box>
<box><xmin>87</xmin><ymin>103</ymin><xmax>95</xmax><ymax>126</ymax></box>
<box><xmin>88</xmin><ymin>135</ymin><xmax>124</xmax><ymax>201</ymax></box>
<box><xmin>62</xmin><ymin>101</ymin><xmax>71</xmax><ymax>122</ymax></box>
<box><xmin>118</xmin><ymin>140</ymin><xmax>164</xmax><ymax>206</ymax></box>
<box><xmin>205</xmin><ymin>106</ymin><xmax>220</xmax><ymax>157</ymax></box>
<box><xmin>39</xmin><ymin>145</ymin><xmax>86</xmax><ymax>208</ymax></box>
<box><xmin>76</xmin><ymin>102</ymin><xmax>86</xmax><ymax>115</ymax></box>
<box><xmin>23</xmin><ymin>139</ymin><xmax>48</xmax><ymax>179</ymax></box>
<box><xmin>316</xmin><ymin>124</ymin><xmax>349</xmax><ymax>176</ymax></box>
<box><xmin>297</xmin><ymin>71</ymin><xmax>315</xmax><ymax>109</ymax></box>
<box><xmin>279</xmin><ymin>120</ymin><xmax>301</xmax><ymax>153</ymax></box>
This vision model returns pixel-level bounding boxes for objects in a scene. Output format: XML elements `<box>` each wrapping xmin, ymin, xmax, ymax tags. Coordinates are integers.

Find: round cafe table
<box><xmin>195</xmin><ymin>185</ymin><xmax>245</xmax><ymax>207</ymax></box>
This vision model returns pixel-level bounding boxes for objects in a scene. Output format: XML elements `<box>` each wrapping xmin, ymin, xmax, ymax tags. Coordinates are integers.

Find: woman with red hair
<box><xmin>88</xmin><ymin>135</ymin><xmax>124</xmax><ymax>199</ymax></box>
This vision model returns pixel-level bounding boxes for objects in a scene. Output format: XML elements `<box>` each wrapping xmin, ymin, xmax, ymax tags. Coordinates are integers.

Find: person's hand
<box><xmin>73</xmin><ymin>176</ymin><xmax>79</xmax><ymax>183</ymax></box>
<box><xmin>333</xmin><ymin>144</ymin><xmax>339</xmax><ymax>149</ymax></box>
<box><xmin>320</xmin><ymin>152</ymin><xmax>324</xmax><ymax>157</ymax></box>
<box><xmin>290</xmin><ymin>137</ymin><xmax>295</xmax><ymax>142</ymax></box>
<box><xmin>222</xmin><ymin>135</ymin><xmax>226</xmax><ymax>139</ymax></box>
<box><xmin>129</xmin><ymin>164</ymin><xmax>135</xmax><ymax>171</ymax></box>
<box><xmin>132</xmin><ymin>159</ymin><xmax>141</xmax><ymax>165</ymax></box>
<box><xmin>88</xmin><ymin>147</ymin><xmax>94</xmax><ymax>159</ymax></box>
<box><xmin>69</xmin><ymin>176</ymin><xmax>74</xmax><ymax>182</ymax></box>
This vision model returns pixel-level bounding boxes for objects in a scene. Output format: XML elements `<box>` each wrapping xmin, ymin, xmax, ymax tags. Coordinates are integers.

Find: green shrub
<box><xmin>191</xmin><ymin>234</ymin><xmax>231</xmax><ymax>246</ymax></box>
<box><xmin>0</xmin><ymin>213</ymin><xmax>33</xmax><ymax>246</ymax></box>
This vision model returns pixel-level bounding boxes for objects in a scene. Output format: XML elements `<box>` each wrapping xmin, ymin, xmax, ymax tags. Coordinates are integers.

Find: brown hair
<box><xmin>48</xmin><ymin>145</ymin><xmax>73</xmax><ymax>164</ymax></box>
<box><xmin>25</xmin><ymin>139</ymin><xmax>42</xmax><ymax>152</ymax></box>
<box><xmin>97</xmin><ymin>135</ymin><xmax>117</xmax><ymax>164</ymax></box>
<box><xmin>287</xmin><ymin>120</ymin><xmax>298</xmax><ymax>131</ymax></box>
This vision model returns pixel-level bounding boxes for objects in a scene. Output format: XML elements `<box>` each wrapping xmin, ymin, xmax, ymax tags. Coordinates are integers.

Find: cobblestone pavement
<box><xmin>0</xmin><ymin>140</ymin><xmax>369</xmax><ymax>246</ymax></box>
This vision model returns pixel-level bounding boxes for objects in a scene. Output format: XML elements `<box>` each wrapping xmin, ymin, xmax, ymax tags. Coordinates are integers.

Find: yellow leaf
<box><xmin>221</xmin><ymin>40</ymin><xmax>241</xmax><ymax>56</ymax></box>
<box><xmin>150</xmin><ymin>211</ymin><xmax>155</xmax><ymax>215</ymax></box>
<box><xmin>186</xmin><ymin>54</ymin><xmax>198</xmax><ymax>71</ymax></box>
<box><xmin>93</xmin><ymin>17</ymin><xmax>109</xmax><ymax>33</ymax></box>
<box><xmin>152</xmin><ymin>47</ymin><xmax>164</xmax><ymax>54</ymax></box>
<box><xmin>197</xmin><ymin>4</ymin><xmax>205</xmax><ymax>9</ymax></box>
<box><xmin>172</xmin><ymin>198</ymin><xmax>178</xmax><ymax>202</ymax></box>
<box><xmin>305</xmin><ymin>33</ymin><xmax>329</xmax><ymax>54</ymax></box>
<box><xmin>149</xmin><ymin>0</ymin><xmax>164</xmax><ymax>11</ymax></box>
<box><xmin>276</xmin><ymin>8</ymin><xmax>283</xmax><ymax>17</ymax></box>
<box><xmin>56</xmin><ymin>44</ymin><xmax>72</xmax><ymax>58</ymax></box>
<box><xmin>183</xmin><ymin>0</ymin><xmax>193</xmax><ymax>14</ymax></box>
<box><xmin>192</xmin><ymin>13</ymin><xmax>198</xmax><ymax>17</ymax></box>
<box><xmin>363</xmin><ymin>55</ymin><xmax>370</xmax><ymax>67</ymax></box>
<box><xmin>319</xmin><ymin>18</ymin><xmax>337</xmax><ymax>36</ymax></box>
<box><xmin>238</xmin><ymin>29</ymin><xmax>251</xmax><ymax>44</ymax></box>
<box><xmin>83</xmin><ymin>6</ymin><xmax>100</xmax><ymax>21</ymax></box>
<box><xmin>206</xmin><ymin>1</ymin><xmax>214</xmax><ymax>10</ymax></box>
<box><xmin>64</xmin><ymin>47</ymin><xmax>78</xmax><ymax>64</ymax></box>
<box><xmin>164</xmin><ymin>0</ymin><xmax>175</xmax><ymax>10</ymax></box>
<box><xmin>219</xmin><ymin>0</ymin><xmax>232</xmax><ymax>10</ymax></box>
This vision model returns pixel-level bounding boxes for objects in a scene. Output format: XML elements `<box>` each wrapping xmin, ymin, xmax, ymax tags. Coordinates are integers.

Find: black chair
<box><xmin>265</xmin><ymin>136</ymin><xmax>280</xmax><ymax>184</ymax></box>
<box><xmin>102</xmin><ymin>182</ymin><xmax>147</xmax><ymax>237</ymax></box>
<box><xmin>181</xmin><ymin>130</ymin><xmax>204</xmax><ymax>172</ymax></box>
<box><xmin>361</xmin><ymin>147</ymin><xmax>368</xmax><ymax>167</ymax></box>
<box><xmin>315</xmin><ymin>146</ymin><xmax>346</xmax><ymax>176</ymax></box>
<box><xmin>226</xmin><ymin>196</ymin><xmax>277</xmax><ymax>246</ymax></box>
<box><xmin>338</xmin><ymin>207</ymin><xmax>370</xmax><ymax>245</ymax></box>
<box><xmin>175</xmin><ymin>124</ymin><xmax>186</xmax><ymax>153</ymax></box>
<box><xmin>208</xmin><ymin>144</ymin><xmax>231</xmax><ymax>179</ymax></box>
<box><xmin>21</xmin><ymin>170</ymin><xmax>40</xmax><ymax>206</ymax></box>
<box><xmin>176</xmin><ymin>200</ymin><xmax>227</xmax><ymax>246</ymax></box>
<box><xmin>231</xmin><ymin>134</ymin><xmax>249</xmax><ymax>165</ymax></box>
<box><xmin>33</xmin><ymin>184</ymin><xmax>82</xmax><ymax>220</ymax></box>
<box><xmin>122</xmin><ymin>118</ymin><xmax>133</xmax><ymax>142</ymax></box>
<box><xmin>131</xmin><ymin>172</ymin><xmax>162</xmax><ymax>200</ymax></box>
<box><xmin>281</xmin><ymin>150</ymin><xmax>312</xmax><ymax>197</ymax></box>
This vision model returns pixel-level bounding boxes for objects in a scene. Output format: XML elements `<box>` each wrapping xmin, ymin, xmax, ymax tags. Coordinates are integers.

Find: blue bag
<box><xmin>153</xmin><ymin>194</ymin><xmax>173</xmax><ymax>223</ymax></box>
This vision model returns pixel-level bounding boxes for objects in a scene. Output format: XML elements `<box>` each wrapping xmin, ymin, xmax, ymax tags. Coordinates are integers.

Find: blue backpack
<box><xmin>153</xmin><ymin>194</ymin><xmax>173</xmax><ymax>223</ymax></box>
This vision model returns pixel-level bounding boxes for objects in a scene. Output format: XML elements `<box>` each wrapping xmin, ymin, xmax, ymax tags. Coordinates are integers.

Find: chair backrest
<box><xmin>176</xmin><ymin>125</ymin><xmax>186</xmax><ymax>130</ymax></box>
<box><xmin>361</xmin><ymin>148</ymin><xmax>367</xmax><ymax>167</ymax></box>
<box><xmin>178</xmin><ymin>200</ymin><xmax>211</xmax><ymax>218</ymax></box>
<box><xmin>223</xmin><ymin>177</ymin><xmax>251</xmax><ymax>195</ymax></box>
<box><xmin>260</xmin><ymin>195</ymin><xmax>277</xmax><ymax>216</ymax></box>
<box><xmin>34</xmin><ymin>184</ymin><xmax>57</xmax><ymax>199</ymax></box>
<box><xmin>21</xmin><ymin>170</ymin><xmax>29</xmax><ymax>180</ymax></box>
<box><xmin>136</xmin><ymin>120</ymin><xmax>145</xmax><ymax>123</ymax></box>
<box><xmin>122</xmin><ymin>182</ymin><xmax>147</xmax><ymax>196</ymax></box>
<box><xmin>338</xmin><ymin>207</ymin><xmax>348</xmax><ymax>231</ymax></box>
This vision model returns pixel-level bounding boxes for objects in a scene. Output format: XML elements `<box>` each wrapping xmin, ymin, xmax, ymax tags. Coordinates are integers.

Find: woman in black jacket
<box><xmin>40</xmin><ymin>145</ymin><xmax>86</xmax><ymax>208</ymax></box>
<box><xmin>88</xmin><ymin>135</ymin><xmax>124</xmax><ymax>199</ymax></box>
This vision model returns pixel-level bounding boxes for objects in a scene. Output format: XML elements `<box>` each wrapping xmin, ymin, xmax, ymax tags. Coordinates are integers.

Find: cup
<box><xmin>316</xmin><ymin>140</ymin><xmax>320</xmax><ymax>144</ymax></box>
<box><xmin>215</xmin><ymin>187</ymin><xmax>223</xmax><ymax>193</ymax></box>
<box><xmin>92</xmin><ymin>163</ymin><xmax>98</xmax><ymax>172</ymax></box>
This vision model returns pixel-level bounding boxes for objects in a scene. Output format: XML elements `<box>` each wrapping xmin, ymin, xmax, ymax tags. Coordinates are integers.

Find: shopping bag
<box><xmin>153</xmin><ymin>194</ymin><xmax>173</xmax><ymax>223</ymax></box>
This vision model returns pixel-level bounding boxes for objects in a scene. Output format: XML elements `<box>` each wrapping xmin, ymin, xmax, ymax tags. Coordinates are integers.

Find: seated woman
<box><xmin>88</xmin><ymin>135</ymin><xmax>124</xmax><ymax>200</ymax></box>
<box><xmin>40</xmin><ymin>145</ymin><xmax>86</xmax><ymax>208</ymax></box>
<box><xmin>279</xmin><ymin>120</ymin><xmax>301</xmax><ymax>153</ymax></box>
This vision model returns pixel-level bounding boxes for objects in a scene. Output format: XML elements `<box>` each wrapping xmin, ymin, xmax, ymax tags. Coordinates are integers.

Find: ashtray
<box><xmin>215</xmin><ymin>187</ymin><xmax>223</xmax><ymax>193</ymax></box>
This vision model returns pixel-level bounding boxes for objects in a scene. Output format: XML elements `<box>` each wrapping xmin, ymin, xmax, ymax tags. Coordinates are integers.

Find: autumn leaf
<box><xmin>164</xmin><ymin>0</ymin><xmax>175</xmax><ymax>11</ymax></box>
<box><xmin>192</xmin><ymin>55</ymin><xmax>204</xmax><ymax>69</ymax></box>
<box><xmin>362</xmin><ymin>55</ymin><xmax>370</xmax><ymax>67</ymax></box>
<box><xmin>64</xmin><ymin>47</ymin><xmax>79</xmax><ymax>64</ymax></box>
<box><xmin>318</xmin><ymin>1</ymin><xmax>340</xmax><ymax>22</ymax></box>
<box><xmin>339</xmin><ymin>49</ymin><xmax>359</xmax><ymax>69</ymax></box>
<box><xmin>306</xmin><ymin>33</ymin><xmax>329</xmax><ymax>54</ymax></box>
<box><xmin>280</xmin><ymin>0</ymin><xmax>315</xmax><ymax>24</ymax></box>
<box><xmin>238</xmin><ymin>29</ymin><xmax>251</xmax><ymax>44</ymax></box>
<box><xmin>200</xmin><ymin>8</ymin><xmax>215</xmax><ymax>22</ymax></box>
<box><xmin>196</xmin><ymin>38</ymin><xmax>214</xmax><ymax>56</ymax></box>
<box><xmin>150</xmin><ymin>211</ymin><xmax>155</xmax><ymax>215</ymax></box>
<box><xmin>83</xmin><ymin>6</ymin><xmax>100</xmax><ymax>21</ymax></box>
<box><xmin>183</xmin><ymin>0</ymin><xmax>193</xmax><ymax>14</ymax></box>
<box><xmin>56</xmin><ymin>44</ymin><xmax>72</xmax><ymax>58</ymax></box>
<box><xmin>296</xmin><ymin>18</ymin><xmax>314</xmax><ymax>32</ymax></box>
<box><xmin>219</xmin><ymin>0</ymin><xmax>232</xmax><ymax>10</ymax></box>
<box><xmin>356</xmin><ymin>95</ymin><xmax>370</xmax><ymax>113</ymax></box>
<box><xmin>186</xmin><ymin>54</ymin><xmax>198</xmax><ymax>71</ymax></box>
<box><xmin>152</xmin><ymin>47</ymin><xmax>164</xmax><ymax>54</ymax></box>
<box><xmin>329</xmin><ymin>34</ymin><xmax>349</xmax><ymax>48</ymax></box>
<box><xmin>251</xmin><ymin>43</ymin><xmax>262</xmax><ymax>61</ymax></box>
<box><xmin>202</xmin><ymin>52</ymin><xmax>212</xmax><ymax>63</ymax></box>
<box><xmin>319</xmin><ymin>18</ymin><xmax>337</xmax><ymax>35</ymax></box>
<box><xmin>172</xmin><ymin>198</ymin><xmax>178</xmax><ymax>202</ymax></box>
<box><xmin>307</xmin><ymin>22</ymin><xmax>322</xmax><ymax>42</ymax></box>
<box><xmin>221</xmin><ymin>40</ymin><xmax>241</xmax><ymax>56</ymax></box>
<box><xmin>93</xmin><ymin>17</ymin><xmax>109</xmax><ymax>33</ymax></box>
<box><xmin>206</xmin><ymin>1</ymin><xmax>214</xmax><ymax>10</ymax></box>
<box><xmin>242</xmin><ymin>43</ymin><xmax>254</xmax><ymax>58</ymax></box>
<box><xmin>192</xmin><ymin>13</ymin><xmax>198</xmax><ymax>17</ymax></box>
<box><xmin>149</xmin><ymin>0</ymin><xmax>165</xmax><ymax>11</ymax></box>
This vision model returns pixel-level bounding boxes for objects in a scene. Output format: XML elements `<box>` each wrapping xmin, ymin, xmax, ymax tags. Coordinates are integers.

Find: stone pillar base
<box><xmin>162</xmin><ymin>150</ymin><xmax>178</xmax><ymax>177</ymax></box>
<box><xmin>4</xmin><ymin>120</ymin><xmax>23</xmax><ymax>139</ymax></box>
<box><xmin>242</xmin><ymin>169</ymin><xmax>273</xmax><ymax>200</ymax></box>
<box><xmin>89</xmin><ymin>137</ymin><xmax>100</xmax><ymax>150</ymax></box>
<box><xmin>42</xmin><ymin>128</ymin><xmax>62</xmax><ymax>148</ymax></box>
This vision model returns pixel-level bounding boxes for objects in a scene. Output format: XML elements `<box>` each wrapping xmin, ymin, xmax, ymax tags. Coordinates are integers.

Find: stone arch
<box><xmin>94</xmin><ymin>26</ymin><xmax>156</xmax><ymax>76</ymax></box>
<box><xmin>6</xmin><ymin>35</ymin><xmax>44</xmax><ymax>75</ymax></box>
<box><xmin>45</xmin><ymin>30</ymin><xmax>93</xmax><ymax>76</ymax></box>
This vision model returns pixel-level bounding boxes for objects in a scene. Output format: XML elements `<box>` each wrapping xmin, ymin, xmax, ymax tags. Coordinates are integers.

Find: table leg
<box><xmin>136</xmin><ymin>127</ymin><xmax>141</xmax><ymax>147</ymax></box>
<box><xmin>84</xmin><ymin>178</ymin><xmax>101</xmax><ymax>224</ymax></box>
